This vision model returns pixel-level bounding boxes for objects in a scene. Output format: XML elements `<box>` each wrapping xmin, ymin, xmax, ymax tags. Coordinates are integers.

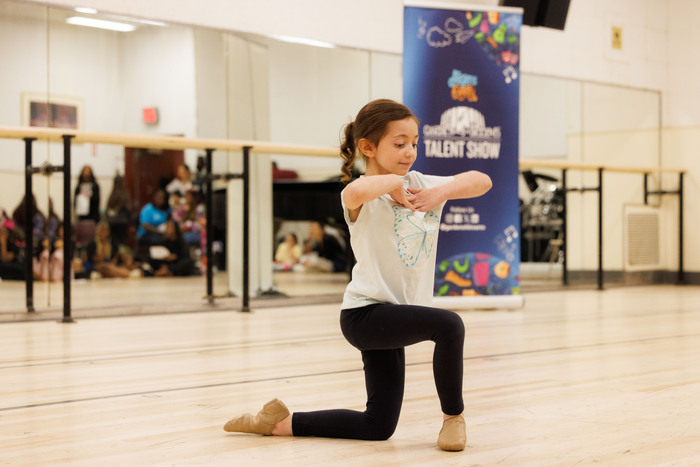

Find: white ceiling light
<box><xmin>106</xmin><ymin>13</ymin><xmax>168</xmax><ymax>27</ymax></box>
<box><xmin>66</xmin><ymin>16</ymin><xmax>136</xmax><ymax>32</ymax></box>
<box><xmin>74</xmin><ymin>7</ymin><xmax>98</xmax><ymax>14</ymax></box>
<box><xmin>269</xmin><ymin>34</ymin><xmax>336</xmax><ymax>49</ymax></box>
<box><xmin>135</xmin><ymin>19</ymin><xmax>167</xmax><ymax>27</ymax></box>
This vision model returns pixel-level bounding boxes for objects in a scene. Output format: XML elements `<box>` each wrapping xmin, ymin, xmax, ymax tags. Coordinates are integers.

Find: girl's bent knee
<box><xmin>442</xmin><ymin>311</ymin><xmax>465</xmax><ymax>339</ymax></box>
<box><xmin>365</xmin><ymin>421</ymin><xmax>398</xmax><ymax>441</ymax></box>
<box><xmin>362</xmin><ymin>411</ymin><xmax>400</xmax><ymax>440</ymax></box>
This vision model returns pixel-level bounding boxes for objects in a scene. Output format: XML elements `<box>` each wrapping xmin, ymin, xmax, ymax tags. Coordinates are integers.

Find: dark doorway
<box><xmin>124</xmin><ymin>147</ymin><xmax>184</xmax><ymax>213</ymax></box>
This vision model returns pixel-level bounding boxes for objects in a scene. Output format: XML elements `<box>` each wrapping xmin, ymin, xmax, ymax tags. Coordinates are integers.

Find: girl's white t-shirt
<box><xmin>341</xmin><ymin>171</ymin><xmax>452</xmax><ymax>309</ymax></box>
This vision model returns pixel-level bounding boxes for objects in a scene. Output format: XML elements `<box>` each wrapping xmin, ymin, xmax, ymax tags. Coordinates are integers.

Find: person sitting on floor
<box><xmin>12</xmin><ymin>193</ymin><xmax>46</xmax><ymax>252</ymax></box>
<box><xmin>166</xmin><ymin>164</ymin><xmax>193</xmax><ymax>206</ymax></box>
<box><xmin>273</xmin><ymin>233</ymin><xmax>302</xmax><ymax>271</ymax></box>
<box><xmin>0</xmin><ymin>220</ymin><xmax>25</xmax><ymax>281</ymax></box>
<box><xmin>297</xmin><ymin>221</ymin><xmax>346</xmax><ymax>272</ymax></box>
<box><xmin>173</xmin><ymin>189</ymin><xmax>205</xmax><ymax>247</ymax></box>
<box><xmin>33</xmin><ymin>225</ymin><xmax>71</xmax><ymax>282</ymax></box>
<box><xmin>147</xmin><ymin>220</ymin><xmax>195</xmax><ymax>277</ymax></box>
<box><xmin>87</xmin><ymin>222</ymin><xmax>141</xmax><ymax>279</ymax></box>
<box><xmin>137</xmin><ymin>189</ymin><xmax>170</xmax><ymax>248</ymax></box>
<box><xmin>104</xmin><ymin>174</ymin><xmax>135</xmax><ymax>250</ymax></box>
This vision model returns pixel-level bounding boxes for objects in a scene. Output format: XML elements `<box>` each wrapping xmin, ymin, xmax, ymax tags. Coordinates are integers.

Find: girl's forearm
<box><xmin>439</xmin><ymin>171</ymin><xmax>492</xmax><ymax>201</ymax></box>
<box><xmin>343</xmin><ymin>174</ymin><xmax>404</xmax><ymax>210</ymax></box>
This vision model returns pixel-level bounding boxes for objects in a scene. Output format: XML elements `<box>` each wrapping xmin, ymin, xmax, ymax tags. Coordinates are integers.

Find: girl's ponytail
<box><xmin>339</xmin><ymin>122</ymin><xmax>356</xmax><ymax>183</ymax></box>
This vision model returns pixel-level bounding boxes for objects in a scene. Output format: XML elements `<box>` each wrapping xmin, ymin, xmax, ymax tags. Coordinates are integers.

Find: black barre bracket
<box><xmin>23</xmin><ymin>138</ymin><xmax>36</xmax><ymax>313</ymax></box>
<box><xmin>28</xmin><ymin>162</ymin><xmax>64</xmax><ymax>176</ymax></box>
<box><xmin>206</xmin><ymin>173</ymin><xmax>243</xmax><ymax>182</ymax></box>
<box><xmin>646</xmin><ymin>190</ymin><xmax>679</xmax><ymax>196</ymax></box>
<box><xmin>203</xmin><ymin>147</ymin><xmax>251</xmax><ymax>312</ymax></box>
<box><xmin>560</xmin><ymin>168</ymin><xmax>604</xmax><ymax>290</ymax></box>
<box><xmin>644</xmin><ymin>172</ymin><xmax>685</xmax><ymax>284</ymax></box>
<box><xmin>61</xmin><ymin>135</ymin><xmax>75</xmax><ymax>323</ymax></box>
<box><xmin>21</xmin><ymin>135</ymin><xmax>76</xmax><ymax>322</ymax></box>
<box><xmin>563</xmin><ymin>186</ymin><xmax>600</xmax><ymax>193</ymax></box>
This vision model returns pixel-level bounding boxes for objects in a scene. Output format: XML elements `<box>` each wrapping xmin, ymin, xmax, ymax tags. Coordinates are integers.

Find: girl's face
<box><xmin>362</xmin><ymin>117</ymin><xmax>418</xmax><ymax>177</ymax></box>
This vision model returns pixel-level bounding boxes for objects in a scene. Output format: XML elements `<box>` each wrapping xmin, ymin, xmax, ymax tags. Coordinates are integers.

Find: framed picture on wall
<box><xmin>21</xmin><ymin>92</ymin><xmax>84</xmax><ymax>130</ymax></box>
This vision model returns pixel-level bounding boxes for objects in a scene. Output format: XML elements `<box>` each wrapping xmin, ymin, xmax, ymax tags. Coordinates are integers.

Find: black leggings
<box><xmin>292</xmin><ymin>303</ymin><xmax>465</xmax><ymax>440</ymax></box>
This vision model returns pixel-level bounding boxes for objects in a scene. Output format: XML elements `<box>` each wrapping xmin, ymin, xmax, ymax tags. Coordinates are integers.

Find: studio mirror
<box><xmin>0</xmin><ymin>0</ymin><xmax>661</xmax><ymax>318</ymax></box>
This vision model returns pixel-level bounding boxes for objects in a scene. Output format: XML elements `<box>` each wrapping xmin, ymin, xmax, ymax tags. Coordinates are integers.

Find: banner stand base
<box><xmin>433</xmin><ymin>295</ymin><xmax>524</xmax><ymax>310</ymax></box>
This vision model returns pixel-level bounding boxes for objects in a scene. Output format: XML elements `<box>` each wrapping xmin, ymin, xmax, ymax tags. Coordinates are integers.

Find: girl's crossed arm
<box><xmin>410</xmin><ymin>171</ymin><xmax>492</xmax><ymax>212</ymax></box>
<box><xmin>343</xmin><ymin>174</ymin><xmax>415</xmax><ymax>222</ymax></box>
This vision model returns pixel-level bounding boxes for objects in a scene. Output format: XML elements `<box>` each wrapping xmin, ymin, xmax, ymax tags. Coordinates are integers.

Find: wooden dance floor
<box><xmin>1</xmin><ymin>283</ymin><xmax>700</xmax><ymax>466</ymax></box>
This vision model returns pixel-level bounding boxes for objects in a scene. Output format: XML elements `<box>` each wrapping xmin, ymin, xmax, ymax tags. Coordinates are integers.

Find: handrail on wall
<box><xmin>521</xmin><ymin>158</ymin><xmax>685</xmax><ymax>289</ymax></box>
<box><xmin>520</xmin><ymin>158</ymin><xmax>685</xmax><ymax>174</ymax></box>
<box><xmin>0</xmin><ymin>125</ymin><xmax>686</xmax><ymax>319</ymax></box>
<box><xmin>0</xmin><ymin>125</ymin><xmax>339</xmax><ymax>157</ymax></box>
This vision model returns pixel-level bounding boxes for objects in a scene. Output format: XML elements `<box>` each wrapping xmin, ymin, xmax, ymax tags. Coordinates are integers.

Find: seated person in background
<box><xmin>12</xmin><ymin>193</ymin><xmax>46</xmax><ymax>251</ymax></box>
<box><xmin>273</xmin><ymin>233</ymin><xmax>302</xmax><ymax>271</ymax></box>
<box><xmin>137</xmin><ymin>189</ymin><xmax>170</xmax><ymax>247</ymax></box>
<box><xmin>87</xmin><ymin>222</ymin><xmax>141</xmax><ymax>279</ymax></box>
<box><xmin>0</xmin><ymin>222</ymin><xmax>25</xmax><ymax>281</ymax></box>
<box><xmin>166</xmin><ymin>164</ymin><xmax>193</xmax><ymax>204</ymax></box>
<box><xmin>168</xmin><ymin>192</ymin><xmax>184</xmax><ymax>212</ymax></box>
<box><xmin>33</xmin><ymin>225</ymin><xmax>70</xmax><ymax>282</ymax></box>
<box><xmin>46</xmin><ymin>199</ymin><xmax>61</xmax><ymax>247</ymax></box>
<box><xmin>147</xmin><ymin>220</ymin><xmax>195</xmax><ymax>277</ymax></box>
<box><xmin>173</xmin><ymin>190</ymin><xmax>205</xmax><ymax>247</ymax></box>
<box><xmin>104</xmin><ymin>174</ymin><xmax>134</xmax><ymax>250</ymax></box>
<box><xmin>297</xmin><ymin>221</ymin><xmax>346</xmax><ymax>273</ymax></box>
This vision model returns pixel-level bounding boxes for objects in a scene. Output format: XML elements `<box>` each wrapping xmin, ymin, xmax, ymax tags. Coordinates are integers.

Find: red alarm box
<box><xmin>143</xmin><ymin>107</ymin><xmax>158</xmax><ymax>124</ymax></box>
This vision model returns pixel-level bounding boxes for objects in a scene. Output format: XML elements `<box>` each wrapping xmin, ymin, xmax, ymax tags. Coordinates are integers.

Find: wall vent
<box><xmin>623</xmin><ymin>205</ymin><xmax>661</xmax><ymax>271</ymax></box>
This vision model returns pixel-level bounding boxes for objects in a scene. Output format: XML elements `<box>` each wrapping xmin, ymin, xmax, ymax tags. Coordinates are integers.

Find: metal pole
<box><xmin>23</xmin><ymin>137</ymin><xmax>36</xmax><ymax>313</ymax></box>
<box><xmin>242</xmin><ymin>146</ymin><xmax>251</xmax><ymax>312</ymax></box>
<box><xmin>61</xmin><ymin>135</ymin><xmax>75</xmax><ymax>323</ymax></box>
<box><xmin>678</xmin><ymin>172</ymin><xmax>684</xmax><ymax>285</ymax></box>
<box><xmin>561</xmin><ymin>169</ymin><xmax>568</xmax><ymax>286</ymax></box>
<box><xmin>643</xmin><ymin>173</ymin><xmax>649</xmax><ymax>205</ymax></box>
<box><xmin>597</xmin><ymin>168</ymin><xmax>604</xmax><ymax>291</ymax></box>
<box><xmin>205</xmin><ymin>148</ymin><xmax>214</xmax><ymax>304</ymax></box>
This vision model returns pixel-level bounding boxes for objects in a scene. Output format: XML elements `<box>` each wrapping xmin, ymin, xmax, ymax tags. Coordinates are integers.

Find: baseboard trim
<box><xmin>563</xmin><ymin>269</ymin><xmax>695</xmax><ymax>286</ymax></box>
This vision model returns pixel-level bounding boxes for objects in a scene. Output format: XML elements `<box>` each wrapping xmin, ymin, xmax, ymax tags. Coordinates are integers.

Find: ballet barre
<box><xmin>520</xmin><ymin>159</ymin><xmax>685</xmax><ymax>289</ymax></box>
<box><xmin>0</xmin><ymin>125</ymin><xmax>686</xmax><ymax>319</ymax></box>
<box><xmin>0</xmin><ymin>125</ymin><xmax>337</xmax><ymax>320</ymax></box>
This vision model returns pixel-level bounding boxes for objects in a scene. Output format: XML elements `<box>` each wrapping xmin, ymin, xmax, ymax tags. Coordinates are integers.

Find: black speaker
<box><xmin>499</xmin><ymin>0</ymin><xmax>570</xmax><ymax>30</ymax></box>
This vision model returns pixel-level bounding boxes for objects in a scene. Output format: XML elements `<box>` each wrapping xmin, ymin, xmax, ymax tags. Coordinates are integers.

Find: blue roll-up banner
<box><xmin>403</xmin><ymin>2</ymin><xmax>524</xmax><ymax>309</ymax></box>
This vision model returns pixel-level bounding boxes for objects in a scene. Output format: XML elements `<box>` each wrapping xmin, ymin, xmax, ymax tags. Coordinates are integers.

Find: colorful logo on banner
<box><xmin>403</xmin><ymin>5</ymin><xmax>522</xmax><ymax>298</ymax></box>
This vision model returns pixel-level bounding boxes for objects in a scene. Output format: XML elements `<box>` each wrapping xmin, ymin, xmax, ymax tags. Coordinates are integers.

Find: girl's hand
<box><xmin>408</xmin><ymin>187</ymin><xmax>444</xmax><ymax>212</ymax></box>
<box><xmin>390</xmin><ymin>186</ymin><xmax>416</xmax><ymax>211</ymax></box>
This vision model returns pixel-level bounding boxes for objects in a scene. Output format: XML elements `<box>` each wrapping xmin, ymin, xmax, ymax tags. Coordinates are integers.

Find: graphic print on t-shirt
<box><xmin>392</xmin><ymin>205</ymin><xmax>439</xmax><ymax>267</ymax></box>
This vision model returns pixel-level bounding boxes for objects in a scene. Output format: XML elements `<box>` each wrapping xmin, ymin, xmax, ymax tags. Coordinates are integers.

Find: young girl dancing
<box><xmin>224</xmin><ymin>99</ymin><xmax>492</xmax><ymax>451</ymax></box>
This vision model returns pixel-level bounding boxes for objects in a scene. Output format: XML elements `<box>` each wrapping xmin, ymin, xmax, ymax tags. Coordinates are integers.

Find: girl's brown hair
<box><xmin>339</xmin><ymin>99</ymin><xmax>418</xmax><ymax>183</ymax></box>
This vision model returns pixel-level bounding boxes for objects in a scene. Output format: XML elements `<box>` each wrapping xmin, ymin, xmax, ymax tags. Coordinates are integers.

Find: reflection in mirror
<box><xmin>0</xmin><ymin>0</ymin><xmax>662</xmax><ymax>317</ymax></box>
<box><xmin>518</xmin><ymin>77</ymin><xmax>660</xmax><ymax>287</ymax></box>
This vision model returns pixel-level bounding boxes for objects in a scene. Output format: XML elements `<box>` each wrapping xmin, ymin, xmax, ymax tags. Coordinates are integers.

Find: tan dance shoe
<box><xmin>223</xmin><ymin>398</ymin><xmax>290</xmax><ymax>435</ymax></box>
<box><xmin>437</xmin><ymin>415</ymin><xmax>467</xmax><ymax>451</ymax></box>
